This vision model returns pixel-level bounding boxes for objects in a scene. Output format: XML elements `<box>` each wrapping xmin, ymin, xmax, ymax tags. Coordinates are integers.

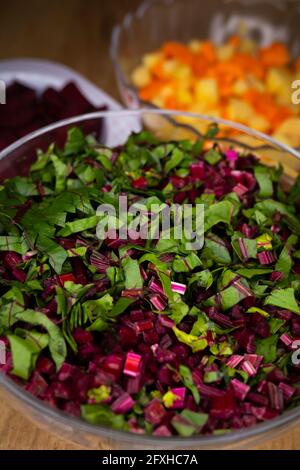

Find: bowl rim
<box><xmin>1</xmin><ymin>108</ymin><xmax>300</xmax><ymax>447</ymax></box>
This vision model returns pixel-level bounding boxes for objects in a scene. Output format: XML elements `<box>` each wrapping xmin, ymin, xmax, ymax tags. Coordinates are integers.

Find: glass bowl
<box><xmin>0</xmin><ymin>109</ymin><xmax>300</xmax><ymax>450</ymax></box>
<box><xmin>110</xmin><ymin>0</ymin><xmax>300</xmax><ymax>148</ymax></box>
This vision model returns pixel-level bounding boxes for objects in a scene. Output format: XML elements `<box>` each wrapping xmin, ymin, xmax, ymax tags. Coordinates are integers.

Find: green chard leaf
<box><xmin>264</xmin><ymin>288</ymin><xmax>300</xmax><ymax>315</ymax></box>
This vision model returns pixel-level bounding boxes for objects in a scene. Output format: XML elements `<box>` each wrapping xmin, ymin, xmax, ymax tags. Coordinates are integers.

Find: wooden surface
<box><xmin>0</xmin><ymin>0</ymin><xmax>299</xmax><ymax>451</ymax></box>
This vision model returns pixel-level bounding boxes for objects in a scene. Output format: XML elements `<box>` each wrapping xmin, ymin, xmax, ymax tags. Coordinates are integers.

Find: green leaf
<box><xmin>64</xmin><ymin>127</ymin><xmax>86</xmax><ymax>155</ymax></box>
<box><xmin>247</xmin><ymin>306</ymin><xmax>270</xmax><ymax>318</ymax></box>
<box><xmin>204</xmin><ymin>276</ymin><xmax>251</xmax><ymax>310</ymax></box>
<box><xmin>50</xmin><ymin>154</ymin><xmax>68</xmax><ymax>192</ymax></box>
<box><xmin>269</xmin><ymin>318</ymin><xmax>285</xmax><ymax>334</ymax></box>
<box><xmin>254</xmin><ymin>166</ymin><xmax>273</xmax><ymax>198</ymax></box>
<box><xmin>172</xmin><ymin>326</ymin><xmax>207</xmax><ymax>353</ymax></box>
<box><xmin>181</xmin><ymin>409</ymin><xmax>208</xmax><ymax>428</ymax></box>
<box><xmin>172</xmin><ymin>253</ymin><xmax>202</xmax><ymax>273</ymax></box>
<box><xmin>110</xmin><ymin>298</ymin><xmax>135</xmax><ymax>317</ymax></box>
<box><xmin>236</xmin><ymin>267</ymin><xmax>273</xmax><ymax>279</ymax></box>
<box><xmin>83</xmin><ymin>293</ymin><xmax>114</xmax><ymax>319</ymax></box>
<box><xmin>179</xmin><ymin>365</ymin><xmax>200</xmax><ymax>404</ymax></box>
<box><xmin>7</xmin><ymin>334</ymin><xmax>42</xmax><ymax>380</ymax></box>
<box><xmin>204</xmin><ymin>148</ymin><xmax>222</xmax><ymax>165</ymax></box>
<box><xmin>231</xmin><ymin>235</ymin><xmax>257</xmax><ymax>261</ymax></box>
<box><xmin>122</xmin><ymin>257</ymin><xmax>143</xmax><ymax>289</ymax></box>
<box><xmin>189</xmin><ymin>269</ymin><xmax>213</xmax><ymax>289</ymax></box>
<box><xmin>256</xmin><ymin>335</ymin><xmax>278</xmax><ymax>362</ymax></box>
<box><xmin>168</xmin><ymin>294</ymin><xmax>189</xmax><ymax>324</ymax></box>
<box><xmin>81</xmin><ymin>404</ymin><xmax>127</xmax><ymax>430</ymax></box>
<box><xmin>0</xmin><ymin>236</ymin><xmax>29</xmax><ymax>255</ymax></box>
<box><xmin>37</xmin><ymin>235</ymin><xmax>67</xmax><ymax>274</ymax></box>
<box><xmin>275</xmin><ymin>246</ymin><xmax>292</xmax><ymax>277</ymax></box>
<box><xmin>164</xmin><ymin>148</ymin><xmax>184</xmax><ymax>174</ymax></box>
<box><xmin>0</xmin><ymin>301</ymin><xmax>25</xmax><ymax>333</ymax></box>
<box><xmin>264</xmin><ymin>288</ymin><xmax>300</xmax><ymax>315</ymax></box>
<box><xmin>203</xmin><ymin>233</ymin><xmax>231</xmax><ymax>265</ymax></box>
<box><xmin>171</xmin><ymin>416</ymin><xmax>196</xmax><ymax>437</ymax></box>
<box><xmin>13</xmin><ymin>309</ymin><xmax>67</xmax><ymax>370</ymax></box>
<box><xmin>57</xmin><ymin>215</ymin><xmax>99</xmax><ymax>237</ymax></box>
<box><xmin>204</xmin><ymin>201</ymin><xmax>233</xmax><ymax>232</ymax></box>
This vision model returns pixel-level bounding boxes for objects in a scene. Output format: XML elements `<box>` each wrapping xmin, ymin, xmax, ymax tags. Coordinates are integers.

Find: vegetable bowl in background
<box><xmin>111</xmin><ymin>0</ymin><xmax>300</xmax><ymax>148</ymax></box>
<box><xmin>0</xmin><ymin>110</ymin><xmax>300</xmax><ymax>450</ymax></box>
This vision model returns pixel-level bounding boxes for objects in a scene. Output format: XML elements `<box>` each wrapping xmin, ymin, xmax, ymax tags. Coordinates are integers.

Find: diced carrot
<box><xmin>191</xmin><ymin>57</ymin><xmax>210</xmax><ymax>77</ymax></box>
<box><xmin>259</xmin><ymin>43</ymin><xmax>290</xmax><ymax>68</ymax></box>
<box><xmin>139</xmin><ymin>81</ymin><xmax>165</xmax><ymax>101</ymax></box>
<box><xmin>295</xmin><ymin>58</ymin><xmax>300</xmax><ymax>71</ymax></box>
<box><xmin>162</xmin><ymin>41</ymin><xmax>193</xmax><ymax>65</ymax></box>
<box><xmin>201</xmin><ymin>41</ymin><xmax>216</xmax><ymax>64</ymax></box>
<box><xmin>228</xmin><ymin>35</ymin><xmax>241</xmax><ymax>48</ymax></box>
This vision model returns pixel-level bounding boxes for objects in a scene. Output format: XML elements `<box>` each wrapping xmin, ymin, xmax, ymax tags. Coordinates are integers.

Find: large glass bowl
<box><xmin>0</xmin><ymin>109</ymin><xmax>300</xmax><ymax>450</ymax></box>
<box><xmin>110</xmin><ymin>0</ymin><xmax>300</xmax><ymax>147</ymax></box>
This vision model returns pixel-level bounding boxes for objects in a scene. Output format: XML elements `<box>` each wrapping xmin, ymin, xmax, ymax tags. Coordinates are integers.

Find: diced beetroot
<box><xmin>211</xmin><ymin>390</ymin><xmax>236</xmax><ymax>419</ymax></box>
<box><xmin>73</xmin><ymin>328</ymin><xmax>94</xmax><ymax>345</ymax></box>
<box><xmin>111</xmin><ymin>392</ymin><xmax>135</xmax><ymax>414</ymax></box>
<box><xmin>144</xmin><ymin>399</ymin><xmax>166</xmax><ymax>425</ymax></box>
<box><xmin>25</xmin><ymin>371</ymin><xmax>48</xmax><ymax>397</ymax></box>
<box><xmin>36</xmin><ymin>357</ymin><xmax>55</xmax><ymax>375</ymax></box>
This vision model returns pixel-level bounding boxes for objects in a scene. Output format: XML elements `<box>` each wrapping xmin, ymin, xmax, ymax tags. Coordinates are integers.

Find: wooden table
<box><xmin>0</xmin><ymin>0</ymin><xmax>299</xmax><ymax>450</ymax></box>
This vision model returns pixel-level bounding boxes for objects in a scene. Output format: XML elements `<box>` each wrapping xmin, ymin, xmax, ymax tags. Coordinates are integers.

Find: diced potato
<box><xmin>240</xmin><ymin>39</ymin><xmax>257</xmax><ymax>54</ymax></box>
<box><xmin>273</xmin><ymin>117</ymin><xmax>300</xmax><ymax>147</ymax></box>
<box><xmin>131</xmin><ymin>65</ymin><xmax>151</xmax><ymax>88</ymax></box>
<box><xmin>142</xmin><ymin>52</ymin><xmax>163</xmax><ymax>69</ymax></box>
<box><xmin>194</xmin><ymin>78</ymin><xmax>219</xmax><ymax>107</ymax></box>
<box><xmin>188</xmin><ymin>40</ymin><xmax>203</xmax><ymax>53</ymax></box>
<box><xmin>232</xmin><ymin>79</ymin><xmax>249</xmax><ymax>96</ymax></box>
<box><xmin>177</xmin><ymin>89</ymin><xmax>193</xmax><ymax>106</ymax></box>
<box><xmin>162</xmin><ymin>59</ymin><xmax>177</xmax><ymax>76</ymax></box>
<box><xmin>249</xmin><ymin>114</ymin><xmax>270</xmax><ymax>133</ymax></box>
<box><xmin>227</xmin><ymin>98</ymin><xmax>254</xmax><ymax>123</ymax></box>
<box><xmin>266</xmin><ymin>68</ymin><xmax>291</xmax><ymax>95</ymax></box>
<box><xmin>160</xmin><ymin>85</ymin><xmax>174</xmax><ymax>99</ymax></box>
<box><xmin>173</xmin><ymin>64</ymin><xmax>192</xmax><ymax>81</ymax></box>
<box><xmin>152</xmin><ymin>96</ymin><xmax>165</xmax><ymax>108</ymax></box>
<box><xmin>217</xmin><ymin>44</ymin><xmax>234</xmax><ymax>62</ymax></box>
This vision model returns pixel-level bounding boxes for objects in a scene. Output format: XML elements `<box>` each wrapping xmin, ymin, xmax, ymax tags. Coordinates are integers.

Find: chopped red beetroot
<box><xmin>0</xmin><ymin>80</ymin><xmax>108</xmax><ymax>151</ymax></box>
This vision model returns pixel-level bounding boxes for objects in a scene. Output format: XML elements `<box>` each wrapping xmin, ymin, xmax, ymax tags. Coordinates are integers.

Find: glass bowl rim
<box><xmin>1</xmin><ymin>108</ymin><xmax>300</xmax><ymax>447</ymax></box>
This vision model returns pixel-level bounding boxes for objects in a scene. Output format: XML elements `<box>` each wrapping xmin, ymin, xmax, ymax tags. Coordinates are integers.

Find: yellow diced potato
<box><xmin>152</xmin><ymin>96</ymin><xmax>165</xmax><ymax>108</ymax></box>
<box><xmin>249</xmin><ymin>114</ymin><xmax>270</xmax><ymax>133</ymax></box>
<box><xmin>131</xmin><ymin>65</ymin><xmax>151</xmax><ymax>88</ymax></box>
<box><xmin>160</xmin><ymin>85</ymin><xmax>174</xmax><ymax>99</ymax></box>
<box><xmin>142</xmin><ymin>52</ymin><xmax>163</xmax><ymax>69</ymax></box>
<box><xmin>177</xmin><ymin>89</ymin><xmax>193</xmax><ymax>106</ymax></box>
<box><xmin>273</xmin><ymin>117</ymin><xmax>300</xmax><ymax>147</ymax></box>
<box><xmin>240</xmin><ymin>39</ymin><xmax>257</xmax><ymax>54</ymax></box>
<box><xmin>217</xmin><ymin>44</ymin><xmax>234</xmax><ymax>62</ymax></box>
<box><xmin>227</xmin><ymin>98</ymin><xmax>254</xmax><ymax>124</ymax></box>
<box><xmin>232</xmin><ymin>79</ymin><xmax>249</xmax><ymax>96</ymax></box>
<box><xmin>162</xmin><ymin>59</ymin><xmax>177</xmax><ymax>76</ymax></box>
<box><xmin>266</xmin><ymin>68</ymin><xmax>291</xmax><ymax>95</ymax></box>
<box><xmin>188</xmin><ymin>40</ymin><xmax>203</xmax><ymax>53</ymax></box>
<box><xmin>194</xmin><ymin>78</ymin><xmax>219</xmax><ymax>107</ymax></box>
<box><xmin>173</xmin><ymin>64</ymin><xmax>192</xmax><ymax>81</ymax></box>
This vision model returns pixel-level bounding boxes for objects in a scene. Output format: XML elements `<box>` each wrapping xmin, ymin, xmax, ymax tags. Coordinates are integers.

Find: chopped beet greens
<box><xmin>0</xmin><ymin>127</ymin><xmax>300</xmax><ymax>437</ymax></box>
